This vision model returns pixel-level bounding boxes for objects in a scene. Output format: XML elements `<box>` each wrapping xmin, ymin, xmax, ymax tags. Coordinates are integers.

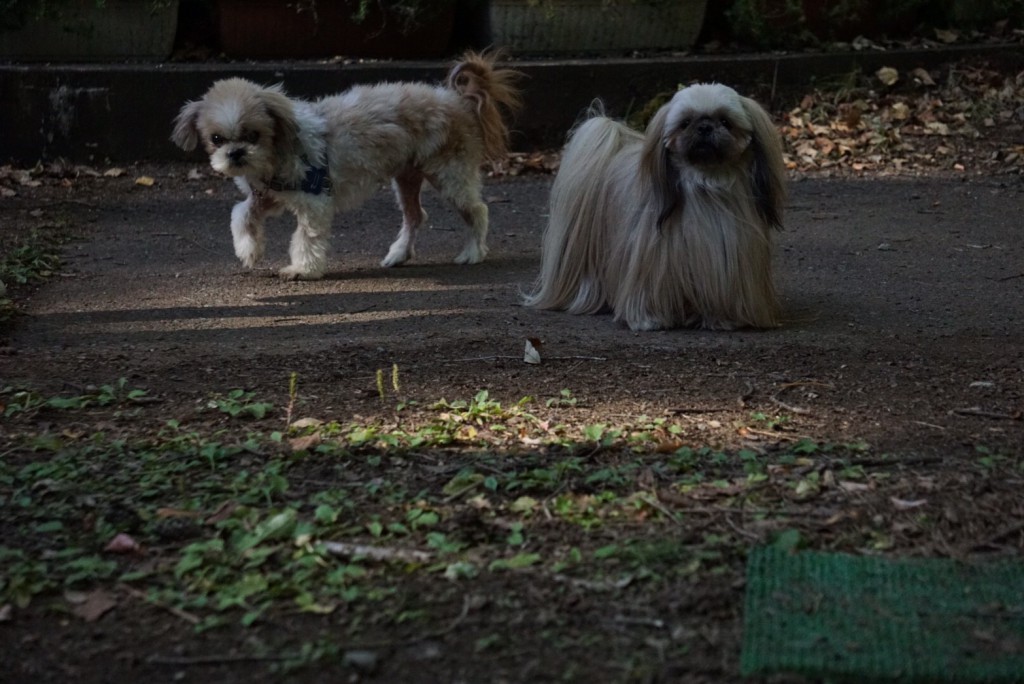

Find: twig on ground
<box><xmin>453</xmin><ymin>355</ymin><xmax>607</xmax><ymax>363</ymax></box>
<box><xmin>951</xmin><ymin>406</ymin><xmax>1020</xmax><ymax>420</ymax></box>
<box><xmin>724</xmin><ymin>514</ymin><xmax>761</xmax><ymax>542</ymax></box>
<box><xmin>442</xmin><ymin>478</ymin><xmax>484</xmax><ymax>503</ymax></box>
<box><xmin>120</xmin><ymin>584</ymin><xmax>200</xmax><ymax>625</ymax></box>
<box><xmin>609</xmin><ymin>615</ymin><xmax>666</xmax><ymax>630</ymax></box>
<box><xmin>742</xmin><ymin>427</ymin><xmax>802</xmax><ymax>441</ymax></box>
<box><xmin>769</xmin><ymin>379</ymin><xmax>833</xmax><ymax>415</ymax></box>
<box><xmin>643</xmin><ymin>493</ymin><xmax>684</xmax><ymax>526</ymax></box>
<box><xmin>148</xmin><ymin>653</ymin><xmax>290</xmax><ymax>666</ymax></box>
<box><xmin>321</xmin><ymin>541</ymin><xmax>432</xmax><ymax>564</ymax></box>
<box><xmin>777</xmin><ymin>380</ymin><xmax>835</xmax><ymax>391</ymax></box>
<box><xmin>770</xmin><ymin>396</ymin><xmax>811</xmax><ymax>415</ymax></box>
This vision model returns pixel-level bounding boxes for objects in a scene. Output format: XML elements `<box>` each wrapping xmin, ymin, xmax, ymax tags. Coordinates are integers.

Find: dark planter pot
<box><xmin>0</xmin><ymin>0</ymin><xmax>180</xmax><ymax>62</ymax></box>
<box><xmin>489</xmin><ymin>0</ymin><xmax>708</xmax><ymax>55</ymax></box>
<box><xmin>214</xmin><ymin>0</ymin><xmax>456</xmax><ymax>59</ymax></box>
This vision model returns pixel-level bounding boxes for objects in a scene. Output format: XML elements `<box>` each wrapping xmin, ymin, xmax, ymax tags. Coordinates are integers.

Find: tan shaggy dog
<box><xmin>525</xmin><ymin>84</ymin><xmax>786</xmax><ymax>331</ymax></box>
<box><xmin>172</xmin><ymin>52</ymin><xmax>521</xmax><ymax>280</ymax></box>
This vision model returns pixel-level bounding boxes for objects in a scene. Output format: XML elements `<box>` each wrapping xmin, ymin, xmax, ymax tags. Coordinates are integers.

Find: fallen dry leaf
<box><xmin>523</xmin><ymin>337</ymin><xmax>542</xmax><ymax>365</ymax></box>
<box><xmin>69</xmin><ymin>589</ymin><xmax>118</xmax><ymax>623</ymax></box>
<box><xmin>876</xmin><ymin>66</ymin><xmax>899</xmax><ymax>87</ymax></box>
<box><xmin>104</xmin><ymin>532</ymin><xmax>141</xmax><ymax>554</ymax></box>
<box><xmin>134</xmin><ymin>176</ymin><xmax>155</xmax><ymax>187</ymax></box>
<box><xmin>910</xmin><ymin>68</ymin><xmax>936</xmax><ymax>86</ymax></box>
<box><xmin>289</xmin><ymin>433</ymin><xmax>322</xmax><ymax>452</ymax></box>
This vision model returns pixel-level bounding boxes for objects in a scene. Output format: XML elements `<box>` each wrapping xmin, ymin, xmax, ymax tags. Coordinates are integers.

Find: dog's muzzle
<box><xmin>687</xmin><ymin>138</ymin><xmax>726</xmax><ymax>166</ymax></box>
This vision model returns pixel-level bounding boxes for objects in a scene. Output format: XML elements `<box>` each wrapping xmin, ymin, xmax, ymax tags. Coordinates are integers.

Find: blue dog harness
<box><xmin>264</xmin><ymin>159</ymin><xmax>332</xmax><ymax>196</ymax></box>
<box><xmin>299</xmin><ymin>164</ymin><xmax>331</xmax><ymax>195</ymax></box>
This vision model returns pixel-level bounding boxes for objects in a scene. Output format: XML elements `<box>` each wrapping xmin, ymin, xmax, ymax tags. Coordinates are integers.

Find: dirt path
<box><xmin>5</xmin><ymin>167</ymin><xmax>1023</xmax><ymax>452</ymax></box>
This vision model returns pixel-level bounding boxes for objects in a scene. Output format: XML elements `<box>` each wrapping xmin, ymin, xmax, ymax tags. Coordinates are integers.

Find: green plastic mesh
<box><xmin>741</xmin><ymin>546</ymin><xmax>1024</xmax><ymax>682</ymax></box>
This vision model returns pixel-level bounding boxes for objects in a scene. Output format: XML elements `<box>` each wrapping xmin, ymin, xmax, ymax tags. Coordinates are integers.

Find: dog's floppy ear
<box><xmin>257</xmin><ymin>84</ymin><xmax>304</xmax><ymax>162</ymax></box>
<box><xmin>742</xmin><ymin>96</ymin><xmax>786</xmax><ymax>230</ymax></box>
<box><xmin>639</xmin><ymin>103</ymin><xmax>681</xmax><ymax>229</ymax></box>
<box><xmin>171</xmin><ymin>100</ymin><xmax>202</xmax><ymax>151</ymax></box>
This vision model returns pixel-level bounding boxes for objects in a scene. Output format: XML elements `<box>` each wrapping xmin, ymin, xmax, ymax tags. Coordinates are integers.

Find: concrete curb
<box><xmin>1</xmin><ymin>43</ymin><xmax>1021</xmax><ymax>164</ymax></box>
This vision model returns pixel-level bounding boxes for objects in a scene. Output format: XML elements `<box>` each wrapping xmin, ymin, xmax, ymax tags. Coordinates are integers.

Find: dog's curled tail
<box><xmin>446</xmin><ymin>50</ymin><xmax>523</xmax><ymax>162</ymax></box>
<box><xmin>524</xmin><ymin>109</ymin><xmax>640</xmax><ymax>314</ymax></box>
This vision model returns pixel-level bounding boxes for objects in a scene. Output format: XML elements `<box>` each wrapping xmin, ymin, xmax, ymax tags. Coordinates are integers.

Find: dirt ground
<box><xmin>5</xmin><ymin>165</ymin><xmax>1023</xmax><ymax>451</ymax></box>
<box><xmin>2</xmin><ymin>158</ymin><xmax>1023</xmax><ymax>682</ymax></box>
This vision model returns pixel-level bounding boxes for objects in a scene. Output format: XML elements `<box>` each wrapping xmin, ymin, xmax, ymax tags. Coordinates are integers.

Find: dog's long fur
<box><xmin>171</xmin><ymin>51</ymin><xmax>521</xmax><ymax>280</ymax></box>
<box><xmin>525</xmin><ymin>83</ymin><xmax>786</xmax><ymax>331</ymax></box>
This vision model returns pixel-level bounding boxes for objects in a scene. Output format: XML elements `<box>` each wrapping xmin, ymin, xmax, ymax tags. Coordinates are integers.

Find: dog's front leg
<box><xmin>280</xmin><ymin>201</ymin><xmax>332</xmax><ymax>281</ymax></box>
<box><xmin>230</xmin><ymin>193</ymin><xmax>268</xmax><ymax>269</ymax></box>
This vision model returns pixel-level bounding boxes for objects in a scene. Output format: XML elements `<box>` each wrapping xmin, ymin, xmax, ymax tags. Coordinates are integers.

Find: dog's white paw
<box><xmin>625</xmin><ymin>314</ymin><xmax>666</xmax><ymax>332</ymax></box>
<box><xmin>454</xmin><ymin>242</ymin><xmax>487</xmax><ymax>265</ymax></box>
<box><xmin>278</xmin><ymin>265</ymin><xmax>323</xmax><ymax>281</ymax></box>
<box><xmin>381</xmin><ymin>243</ymin><xmax>414</xmax><ymax>268</ymax></box>
<box><xmin>235</xmin><ymin>237</ymin><xmax>263</xmax><ymax>269</ymax></box>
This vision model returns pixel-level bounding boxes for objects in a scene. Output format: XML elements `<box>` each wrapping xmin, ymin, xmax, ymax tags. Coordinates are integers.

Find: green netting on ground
<box><xmin>741</xmin><ymin>547</ymin><xmax>1024</xmax><ymax>682</ymax></box>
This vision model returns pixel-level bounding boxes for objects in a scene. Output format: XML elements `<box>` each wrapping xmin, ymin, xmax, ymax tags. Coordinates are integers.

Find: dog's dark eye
<box><xmin>679</xmin><ymin>119</ymin><xmax>691</xmax><ymax>129</ymax></box>
<box><xmin>210</xmin><ymin>134</ymin><xmax>225</xmax><ymax>147</ymax></box>
<box><xmin>720</xmin><ymin>117</ymin><xmax>732</xmax><ymax>129</ymax></box>
<box><xmin>243</xmin><ymin>130</ymin><xmax>260</xmax><ymax>144</ymax></box>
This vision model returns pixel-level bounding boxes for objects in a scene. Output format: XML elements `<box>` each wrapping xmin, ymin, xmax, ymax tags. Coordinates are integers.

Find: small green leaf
<box><xmin>489</xmin><ymin>552</ymin><xmax>541</xmax><ymax>571</ymax></box>
<box><xmin>771</xmin><ymin>528</ymin><xmax>803</xmax><ymax>552</ymax></box>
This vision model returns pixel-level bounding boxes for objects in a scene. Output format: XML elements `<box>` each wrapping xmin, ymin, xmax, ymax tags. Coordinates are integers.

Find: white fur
<box><xmin>525</xmin><ymin>84</ymin><xmax>787</xmax><ymax>331</ymax></box>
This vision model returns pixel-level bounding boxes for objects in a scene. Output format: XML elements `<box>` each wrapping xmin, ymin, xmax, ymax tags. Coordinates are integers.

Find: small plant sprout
<box><xmin>285</xmin><ymin>372</ymin><xmax>299</xmax><ymax>428</ymax></box>
<box><xmin>374</xmin><ymin>364</ymin><xmax>402</xmax><ymax>404</ymax></box>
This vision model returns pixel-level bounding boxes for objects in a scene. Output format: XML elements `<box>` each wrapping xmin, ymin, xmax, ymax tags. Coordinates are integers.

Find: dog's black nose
<box><xmin>228</xmin><ymin>148</ymin><xmax>246</xmax><ymax>163</ymax></box>
<box><xmin>697</xmin><ymin>120</ymin><xmax>715</xmax><ymax>136</ymax></box>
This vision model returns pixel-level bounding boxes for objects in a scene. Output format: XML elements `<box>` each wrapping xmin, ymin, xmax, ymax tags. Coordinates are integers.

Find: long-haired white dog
<box><xmin>171</xmin><ymin>52</ymin><xmax>521</xmax><ymax>280</ymax></box>
<box><xmin>525</xmin><ymin>83</ymin><xmax>786</xmax><ymax>331</ymax></box>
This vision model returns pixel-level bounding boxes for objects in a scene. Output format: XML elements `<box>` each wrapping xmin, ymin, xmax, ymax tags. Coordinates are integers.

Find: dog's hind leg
<box><xmin>454</xmin><ymin>201</ymin><xmax>488</xmax><ymax>265</ymax></box>
<box><xmin>431</xmin><ymin>165</ymin><xmax>488</xmax><ymax>265</ymax></box>
<box><xmin>382</xmin><ymin>168</ymin><xmax>426</xmax><ymax>267</ymax></box>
